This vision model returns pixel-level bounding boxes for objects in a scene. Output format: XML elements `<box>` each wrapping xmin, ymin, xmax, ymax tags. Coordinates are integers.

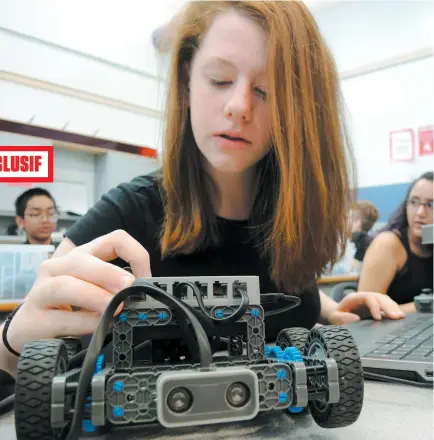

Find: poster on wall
<box><xmin>389</xmin><ymin>128</ymin><xmax>414</xmax><ymax>162</ymax></box>
<box><xmin>418</xmin><ymin>125</ymin><xmax>434</xmax><ymax>156</ymax></box>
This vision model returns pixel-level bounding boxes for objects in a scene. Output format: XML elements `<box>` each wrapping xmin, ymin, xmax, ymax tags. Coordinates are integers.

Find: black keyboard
<box><xmin>366</xmin><ymin>318</ymin><xmax>433</xmax><ymax>362</ymax></box>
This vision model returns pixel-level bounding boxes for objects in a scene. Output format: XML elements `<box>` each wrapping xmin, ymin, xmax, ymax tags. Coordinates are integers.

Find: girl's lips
<box><xmin>214</xmin><ymin>135</ymin><xmax>251</xmax><ymax>150</ymax></box>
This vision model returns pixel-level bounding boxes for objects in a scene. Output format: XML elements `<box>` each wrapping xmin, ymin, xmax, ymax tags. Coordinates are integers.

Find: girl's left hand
<box><xmin>328</xmin><ymin>292</ymin><xmax>405</xmax><ymax>325</ymax></box>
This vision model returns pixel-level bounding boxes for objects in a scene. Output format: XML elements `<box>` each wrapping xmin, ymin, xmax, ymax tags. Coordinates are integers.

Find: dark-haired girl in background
<box><xmin>358</xmin><ymin>171</ymin><xmax>433</xmax><ymax>312</ymax></box>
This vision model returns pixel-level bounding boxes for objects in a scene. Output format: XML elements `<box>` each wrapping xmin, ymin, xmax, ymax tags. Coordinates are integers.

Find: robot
<box><xmin>13</xmin><ymin>276</ymin><xmax>364</xmax><ymax>440</ymax></box>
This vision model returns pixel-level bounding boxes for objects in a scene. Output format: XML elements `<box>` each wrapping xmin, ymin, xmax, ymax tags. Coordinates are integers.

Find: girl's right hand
<box><xmin>2</xmin><ymin>230</ymin><xmax>151</xmax><ymax>374</ymax></box>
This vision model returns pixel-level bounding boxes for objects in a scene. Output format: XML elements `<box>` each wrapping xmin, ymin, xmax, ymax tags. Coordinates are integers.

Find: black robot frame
<box><xmin>13</xmin><ymin>276</ymin><xmax>364</xmax><ymax>440</ymax></box>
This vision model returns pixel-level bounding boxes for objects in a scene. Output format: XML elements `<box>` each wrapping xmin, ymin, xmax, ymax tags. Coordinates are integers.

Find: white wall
<box><xmin>0</xmin><ymin>0</ymin><xmax>184</xmax><ymax>151</ymax></box>
<box><xmin>312</xmin><ymin>0</ymin><xmax>434</xmax><ymax>188</ymax></box>
<box><xmin>94</xmin><ymin>151</ymin><xmax>158</xmax><ymax>202</ymax></box>
<box><xmin>0</xmin><ymin>0</ymin><xmax>184</xmax><ymax>77</ymax></box>
<box><xmin>342</xmin><ymin>56</ymin><xmax>434</xmax><ymax>188</ymax></box>
<box><xmin>0</xmin><ymin>79</ymin><xmax>163</xmax><ymax>149</ymax></box>
<box><xmin>313</xmin><ymin>1</ymin><xmax>433</xmax><ymax>73</ymax></box>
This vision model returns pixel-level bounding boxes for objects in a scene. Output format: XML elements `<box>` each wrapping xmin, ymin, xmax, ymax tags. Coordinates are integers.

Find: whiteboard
<box><xmin>40</xmin><ymin>180</ymin><xmax>88</xmax><ymax>215</ymax></box>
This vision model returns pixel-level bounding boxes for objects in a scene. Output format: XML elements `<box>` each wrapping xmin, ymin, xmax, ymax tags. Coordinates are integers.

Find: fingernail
<box><xmin>114</xmin><ymin>303</ymin><xmax>124</xmax><ymax>316</ymax></box>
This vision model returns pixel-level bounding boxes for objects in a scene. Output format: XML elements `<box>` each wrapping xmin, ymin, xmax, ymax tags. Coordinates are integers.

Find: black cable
<box><xmin>262</xmin><ymin>293</ymin><xmax>301</xmax><ymax>317</ymax></box>
<box><xmin>134</xmin><ymin>339</ymin><xmax>151</xmax><ymax>352</ymax></box>
<box><xmin>260</xmin><ymin>293</ymin><xmax>288</xmax><ymax>303</ymax></box>
<box><xmin>68</xmin><ymin>333</ymin><xmax>113</xmax><ymax>369</ymax></box>
<box><xmin>175</xmin><ymin>281</ymin><xmax>250</xmax><ymax>323</ymax></box>
<box><xmin>0</xmin><ymin>394</ymin><xmax>14</xmax><ymax>414</ymax></box>
<box><xmin>2</xmin><ymin>303</ymin><xmax>24</xmax><ymax>357</ymax></box>
<box><xmin>64</xmin><ymin>279</ymin><xmax>213</xmax><ymax>440</ymax></box>
<box><xmin>363</xmin><ymin>371</ymin><xmax>434</xmax><ymax>388</ymax></box>
<box><xmin>173</xmin><ymin>308</ymin><xmax>201</xmax><ymax>362</ymax></box>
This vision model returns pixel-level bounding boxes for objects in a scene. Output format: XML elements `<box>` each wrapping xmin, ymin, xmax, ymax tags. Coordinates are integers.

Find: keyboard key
<box><xmin>402</xmin><ymin>355</ymin><xmax>429</xmax><ymax>361</ymax></box>
<box><xmin>384</xmin><ymin>354</ymin><xmax>405</xmax><ymax>360</ymax></box>
<box><xmin>364</xmin><ymin>319</ymin><xmax>433</xmax><ymax>365</ymax></box>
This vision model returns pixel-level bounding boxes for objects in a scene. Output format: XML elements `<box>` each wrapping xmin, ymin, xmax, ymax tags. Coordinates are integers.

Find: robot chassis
<box><xmin>13</xmin><ymin>276</ymin><xmax>364</xmax><ymax>439</ymax></box>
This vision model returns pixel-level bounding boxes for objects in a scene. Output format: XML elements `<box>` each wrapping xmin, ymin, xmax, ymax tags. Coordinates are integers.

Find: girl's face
<box><xmin>406</xmin><ymin>178</ymin><xmax>433</xmax><ymax>239</ymax></box>
<box><xmin>188</xmin><ymin>10</ymin><xmax>272</xmax><ymax>177</ymax></box>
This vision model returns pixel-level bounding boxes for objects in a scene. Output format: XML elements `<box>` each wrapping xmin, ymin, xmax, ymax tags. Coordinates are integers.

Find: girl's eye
<box><xmin>255</xmin><ymin>88</ymin><xmax>267</xmax><ymax>100</ymax></box>
<box><xmin>210</xmin><ymin>79</ymin><xmax>267</xmax><ymax>100</ymax></box>
<box><xmin>210</xmin><ymin>79</ymin><xmax>232</xmax><ymax>86</ymax></box>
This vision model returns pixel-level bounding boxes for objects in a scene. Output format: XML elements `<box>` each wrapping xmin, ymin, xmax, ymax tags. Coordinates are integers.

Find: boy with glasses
<box><xmin>14</xmin><ymin>188</ymin><xmax>58</xmax><ymax>246</ymax></box>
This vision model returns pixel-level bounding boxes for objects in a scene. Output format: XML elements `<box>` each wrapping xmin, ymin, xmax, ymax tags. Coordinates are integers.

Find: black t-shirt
<box><xmin>65</xmin><ymin>173</ymin><xmax>321</xmax><ymax>341</ymax></box>
<box><xmin>387</xmin><ymin>228</ymin><xmax>433</xmax><ymax>304</ymax></box>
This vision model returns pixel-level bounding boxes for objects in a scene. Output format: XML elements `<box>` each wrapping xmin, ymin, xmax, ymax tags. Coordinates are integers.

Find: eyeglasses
<box><xmin>24</xmin><ymin>212</ymin><xmax>58</xmax><ymax>221</ymax></box>
<box><xmin>407</xmin><ymin>199</ymin><xmax>433</xmax><ymax>211</ymax></box>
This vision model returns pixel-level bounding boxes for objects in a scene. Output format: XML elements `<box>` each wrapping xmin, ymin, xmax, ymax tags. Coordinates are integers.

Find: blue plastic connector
<box><xmin>215</xmin><ymin>309</ymin><xmax>224</xmax><ymax>319</ymax></box>
<box><xmin>113</xmin><ymin>406</ymin><xmax>124</xmax><ymax>418</ymax></box>
<box><xmin>267</xmin><ymin>344</ymin><xmax>305</xmax><ymax>413</ymax></box>
<box><xmin>81</xmin><ymin>355</ymin><xmax>105</xmax><ymax>434</ymax></box>
<box><xmin>119</xmin><ymin>313</ymin><xmax>127</xmax><ymax>322</ymax></box>
<box><xmin>139</xmin><ymin>312</ymin><xmax>148</xmax><ymax>321</ymax></box>
<box><xmin>277</xmin><ymin>369</ymin><xmax>287</xmax><ymax>380</ymax></box>
<box><xmin>158</xmin><ymin>312</ymin><xmax>167</xmax><ymax>320</ymax></box>
<box><xmin>282</xmin><ymin>346</ymin><xmax>305</xmax><ymax>414</ymax></box>
<box><xmin>251</xmin><ymin>308</ymin><xmax>260</xmax><ymax>317</ymax></box>
<box><xmin>95</xmin><ymin>354</ymin><xmax>104</xmax><ymax>374</ymax></box>
<box><xmin>82</xmin><ymin>419</ymin><xmax>96</xmax><ymax>433</ymax></box>
<box><xmin>288</xmin><ymin>406</ymin><xmax>305</xmax><ymax>414</ymax></box>
<box><xmin>113</xmin><ymin>381</ymin><xmax>124</xmax><ymax>393</ymax></box>
<box><xmin>278</xmin><ymin>392</ymin><xmax>288</xmax><ymax>404</ymax></box>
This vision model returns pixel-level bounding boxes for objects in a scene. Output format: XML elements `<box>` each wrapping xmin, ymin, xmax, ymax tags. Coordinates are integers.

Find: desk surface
<box><xmin>1</xmin><ymin>381</ymin><xmax>432</xmax><ymax>440</ymax></box>
<box><xmin>318</xmin><ymin>274</ymin><xmax>359</xmax><ymax>284</ymax></box>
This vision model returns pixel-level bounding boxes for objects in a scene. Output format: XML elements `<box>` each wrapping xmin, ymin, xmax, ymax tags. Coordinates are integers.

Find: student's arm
<box><xmin>358</xmin><ymin>232</ymin><xmax>402</xmax><ymax>292</ymax></box>
<box><xmin>319</xmin><ymin>233</ymin><xmax>407</xmax><ymax>324</ymax></box>
<box><xmin>358</xmin><ymin>231</ymin><xmax>413</xmax><ymax>311</ymax></box>
<box><xmin>0</xmin><ymin>231</ymin><xmax>148</xmax><ymax>377</ymax></box>
<box><xmin>319</xmin><ymin>291</ymin><xmax>338</xmax><ymax>323</ymax></box>
<box><xmin>0</xmin><ymin>177</ymin><xmax>154</xmax><ymax>378</ymax></box>
<box><xmin>0</xmin><ymin>237</ymin><xmax>78</xmax><ymax>376</ymax></box>
<box><xmin>319</xmin><ymin>289</ymin><xmax>404</xmax><ymax>325</ymax></box>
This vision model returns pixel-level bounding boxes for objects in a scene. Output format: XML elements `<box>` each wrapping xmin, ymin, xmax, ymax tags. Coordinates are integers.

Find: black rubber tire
<box><xmin>305</xmin><ymin>326</ymin><xmax>364</xmax><ymax>428</ymax></box>
<box><xmin>60</xmin><ymin>337</ymin><xmax>82</xmax><ymax>360</ymax></box>
<box><xmin>276</xmin><ymin>327</ymin><xmax>310</xmax><ymax>353</ymax></box>
<box><xmin>15</xmin><ymin>339</ymin><xmax>69</xmax><ymax>440</ymax></box>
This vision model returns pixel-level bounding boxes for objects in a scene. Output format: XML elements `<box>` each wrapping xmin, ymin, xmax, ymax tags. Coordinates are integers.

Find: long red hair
<box><xmin>160</xmin><ymin>1</ymin><xmax>355</xmax><ymax>292</ymax></box>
